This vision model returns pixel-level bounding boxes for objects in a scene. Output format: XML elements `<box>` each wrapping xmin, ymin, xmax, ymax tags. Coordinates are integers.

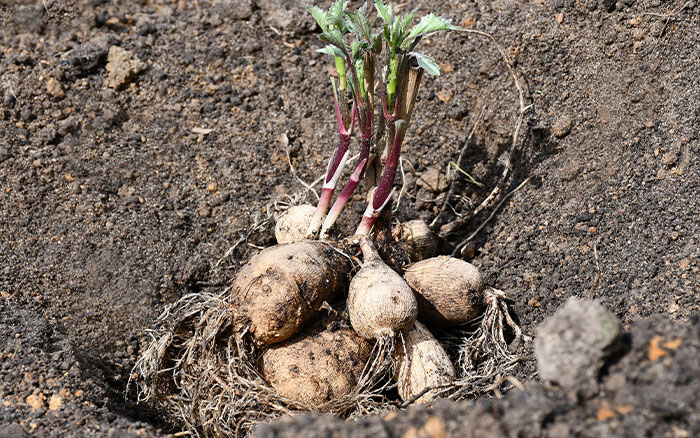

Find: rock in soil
<box><xmin>105</xmin><ymin>46</ymin><xmax>145</xmax><ymax>89</ymax></box>
<box><xmin>534</xmin><ymin>298</ymin><xmax>624</xmax><ymax>391</ymax></box>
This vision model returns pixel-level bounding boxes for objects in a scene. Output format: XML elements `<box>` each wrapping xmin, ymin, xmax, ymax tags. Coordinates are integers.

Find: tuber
<box><xmin>275</xmin><ymin>204</ymin><xmax>316</xmax><ymax>244</ymax></box>
<box><xmin>396</xmin><ymin>321</ymin><xmax>455</xmax><ymax>403</ymax></box>
<box><xmin>404</xmin><ymin>256</ymin><xmax>485</xmax><ymax>326</ymax></box>
<box><xmin>392</xmin><ymin>219</ymin><xmax>439</xmax><ymax>262</ymax></box>
<box><xmin>347</xmin><ymin>237</ymin><xmax>417</xmax><ymax>339</ymax></box>
<box><xmin>260</xmin><ymin>315</ymin><xmax>372</xmax><ymax>409</ymax></box>
<box><xmin>231</xmin><ymin>241</ymin><xmax>351</xmax><ymax>344</ymax></box>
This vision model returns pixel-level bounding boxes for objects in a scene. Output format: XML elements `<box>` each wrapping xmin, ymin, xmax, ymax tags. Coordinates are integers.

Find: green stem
<box><xmin>334</xmin><ymin>56</ymin><xmax>347</xmax><ymax>94</ymax></box>
<box><xmin>387</xmin><ymin>51</ymin><xmax>399</xmax><ymax>108</ymax></box>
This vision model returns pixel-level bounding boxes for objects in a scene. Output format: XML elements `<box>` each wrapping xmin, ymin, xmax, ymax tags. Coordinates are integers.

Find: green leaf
<box><xmin>351</xmin><ymin>40</ymin><xmax>363</xmax><ymax>59</ymax></box>
<box><xmin>371</xmin><ymin>31</ymin><xmax>383</xmax><ymax>53</ymax></box>
<box><xmin>306</xmin><ymin>5</ymin><xmax>329</xmax><ymax>32</ymax></box>
<box><xmin>346</xmin><ymin>9</ymin><xmax>372</xmax><ymax>42</ymax></box>
<box><xmin>319</xmin><ymin>28</ymin><xmax>348</xmax><ymax>52</ymax></box>
<box><xmin>317</xmin><ymin>45</ymin><xmax>346</xmax><ymax>58</ymax></box>
<box><xmin>411</xmin><ymin>52</ymin><xmax>440</xmax><ymax>76</ymax></box>
<box><xmin>391</xmin><ymin>10</ymin><xmax>416</xmax><ymax>47</ymax></box>
<box><xmin>330</xmin><ymin>0</ymin><xmax>348</xmax><ymax>20</ymax></box>
<box><xmin>401</xmin><ymin>13</ymin><xmax>459</xmax><ymax>50</ymax></box>
<box><xmin>374</xmin><ymin>0</ymin><xmax>392</xmax><ymax>24</ymax></box>
<box><xmin>328</xmin><ymin>0</ymin><xmax>348</xmax><ymax>29</ymax></box>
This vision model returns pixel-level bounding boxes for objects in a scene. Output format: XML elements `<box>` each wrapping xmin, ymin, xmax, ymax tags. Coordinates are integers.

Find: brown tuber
<box><xmin>396</xmin><ymin>321</ymin><xmax>455</xmax><ymax>403</ymax></box>
<box><xmin>231</xmin><ymin>240</ymin><xmax>351</xmax><ymax>344</ymax></box>
<box><xmin>404</xmin><ymin>256</ymin><xmax>485</xmax><ymax>327</ymax></box>
<box><xmin>392</xmin><ymin>219</ymin><xmax>439</xmax><ymax>262</ymax></box>
<box><xmin>260</xmin><ymin>316</ymin><xmax>372</xmax><ymax>409</ymax></box>
<box><xmin>275</xmin><ymin>204</ymin><xmax>316</xmax><ymax>244</ymax></box>
<box><xmin>348</xmin><ymin>237</ymin><xmax>417</xmax><ymax>339</ymax></box>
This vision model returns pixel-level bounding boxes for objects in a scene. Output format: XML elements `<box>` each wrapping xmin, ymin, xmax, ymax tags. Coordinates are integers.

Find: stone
<box><xmin>25</xmin><ymin>392</ymin><xmax>46</xmax><ymax>410</ymax></box>
<box><xmin>0</xmin><ymin>424</ymin><xmax>29</xmax><ymax>438</ymax></box>
<box><xmin>257</xmin><ymin>0</ymin><xmax>294</xmax><ymax>30</ymax></box>
<box><xmin>552</xmin><ymin>114</ymin><xmax>572</xmax><ymax>138</ymax></box>
<box><xmin>215</xmin><ymin>0</ymin><xmax>254</xmax><ymax>21</ymax></box>
<box><xmin>62</xmin><ymin>41</ymin><xmax>109</xmax><ymax>79</ymax></box>
<box><xmin>46</xmin><ymin>77</ymin><xmax>64</xmax><ymax>98</ymax></box>
<box><xmin>534</xmin><ymin>298</ymin><xmax>623</xmax><ymax>390</ymax></box>
<box><xmin>105</xmin><ymin>46</ymin><xmax>145</xmax><ymax>89</ymax></box>
<box><xmin>48</xmin><ymin>394</ymin><xmax>62</xmax><ymax>410</ymax></box>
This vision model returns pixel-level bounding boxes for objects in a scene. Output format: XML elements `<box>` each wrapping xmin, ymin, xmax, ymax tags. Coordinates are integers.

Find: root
<box><xmin>357</xmin><ymin>334</ymin><xmax>397</xmax><ymax>392</ymax></box>
<box><xmin>130</xmin><ymin>291</ymin><xmax>295</xmax><ymax>437</ymax></box>
<box><xmin>436</xmin><ymin>29</ymin><xmax>531</xmax><ymax>241</ymax></box>
<box><xmin>450</xmin><ymin>287</ymin><xmax>523</xmax><ymax>399</ymax></box>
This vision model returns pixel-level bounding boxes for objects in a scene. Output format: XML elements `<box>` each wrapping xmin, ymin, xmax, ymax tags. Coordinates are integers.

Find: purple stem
<box><xmin>319</xmin><ymin>88</ymin><xmax>373</xmax><ymax>237</ymax></box>
<box><xmin>306</xmin><ymin>83</ymin><xmax>356</xmax><ymax>238</ymax></box>
<box><xmin>355</xmin><ymin>125</ymin><xmax>406</xmax><ymax>235</ymax></box>
<box><xmin>320</xmin><ymin>157</ymin><xmax>368</xmax><ymax>238</ymax></box>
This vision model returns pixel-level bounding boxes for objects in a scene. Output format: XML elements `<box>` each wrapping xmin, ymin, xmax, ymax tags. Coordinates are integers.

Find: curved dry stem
<box><xmin>436</xmin><ymin>29</ymin><xmax>531</xmax><ymax>240</ymax></box>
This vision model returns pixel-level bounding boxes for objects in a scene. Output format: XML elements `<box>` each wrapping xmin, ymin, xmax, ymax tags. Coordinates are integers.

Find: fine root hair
<box><xmin>451</xmin><ymin>287</ymin><xmax>523</xmax><ymax>399</ymax></box>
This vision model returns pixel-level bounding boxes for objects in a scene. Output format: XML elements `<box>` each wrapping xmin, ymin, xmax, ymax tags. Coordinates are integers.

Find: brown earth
<box><xmin>1</xmin><ymin>0</ymin><xmax>698</xmax><ymax>437</ymax></box>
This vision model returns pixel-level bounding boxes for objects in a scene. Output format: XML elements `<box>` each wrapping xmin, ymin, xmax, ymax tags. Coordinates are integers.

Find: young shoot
<box><xmin>306</xmin><ymin>1</ymin><xmax>460</xmax><ymax>237</ymax></box>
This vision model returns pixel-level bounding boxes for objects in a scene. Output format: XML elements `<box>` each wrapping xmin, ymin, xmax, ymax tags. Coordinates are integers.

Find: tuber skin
<box><xmin>403</xmin><ymin>256</ymin><xmax>485</xmax><ymax>327</ymax></box>
<box><xmin>392</xmin><ymin>219</ymin><xmax>439</xmax><ymax>262</ymax></box>
<box><xmin>347</xmin><ymin>237</ymin><xmax>417</xmax><ymax>339</ymax></box>
<box><xmin>275</xmin><ymin>204</ymin><xmax>316</xmax><ymax>244</ymax></box>
<box><xmin>231</xmin><ymin>241</ymin><xmax>352</xmax><ymax>344</ymax></box>
<box><xmin>260</xmin><ymin>314</ymin><xmax>372</xmax><ymax>409</ymax></box>
<box><xmin>396</xmin><ymin>321</ymin><xmax>455</xmax><ymax>403</ymax></box>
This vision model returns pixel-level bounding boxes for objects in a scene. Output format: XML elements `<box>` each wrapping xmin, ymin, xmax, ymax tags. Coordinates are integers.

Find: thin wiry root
<box><xmin>449</xmin><ymin>287</ymin><xmax>523</xmax><ymax>399</ymax></box>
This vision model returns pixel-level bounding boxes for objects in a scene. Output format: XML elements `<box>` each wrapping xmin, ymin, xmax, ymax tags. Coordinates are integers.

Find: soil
<box><xmin>1</xmin><ymin>0</ymin><xmax>698</xmax><ymax>437</ymax></box>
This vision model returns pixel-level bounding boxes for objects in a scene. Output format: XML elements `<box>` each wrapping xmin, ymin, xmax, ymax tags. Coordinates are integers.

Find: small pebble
<box><xmin>198</xmin><ymin>204</ymin><xmax>211</xmax><ymax>218</ymax></box>
<box><xmin>552</xmin><ymin>114</ymin><xmax>572</xmax><ymax>138</ymax></box>
<box><xmin>46</xmin><ymin>77</ymin><xmax>64</xmax><ymax>98</ymax></box>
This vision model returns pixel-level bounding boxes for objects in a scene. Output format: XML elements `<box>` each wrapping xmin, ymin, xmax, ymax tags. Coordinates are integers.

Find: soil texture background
<box><xmin>1</xmin><ymin>0</ymin><xmax>698</xmax><ymax>436</ymax></box>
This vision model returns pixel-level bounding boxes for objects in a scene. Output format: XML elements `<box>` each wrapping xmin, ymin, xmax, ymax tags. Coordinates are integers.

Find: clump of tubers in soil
<box><xmin>404</xmin><ymin>256</ymin><xmax>486</xmax><ymax>327</ymax></box>
<box><xmin>275</xmin><ymin>204</ymin><xmax>316</xmax><ymax>244</ymax></box>
<box><xmin>132</xmin><ymin>0</ymin><xmax>528</xmax><ymax>433</ymax></box>
<box><xmin>132</xmin><ymin>234</ymin><xmax>521</xmax><ymax>437</ymax></box>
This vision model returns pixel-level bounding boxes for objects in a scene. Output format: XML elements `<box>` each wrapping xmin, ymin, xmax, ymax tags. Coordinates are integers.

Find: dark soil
<box><xmin>1</xmin><ymin>0</ymin><xmax>698</xmax><ymax>436</ymax></box>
